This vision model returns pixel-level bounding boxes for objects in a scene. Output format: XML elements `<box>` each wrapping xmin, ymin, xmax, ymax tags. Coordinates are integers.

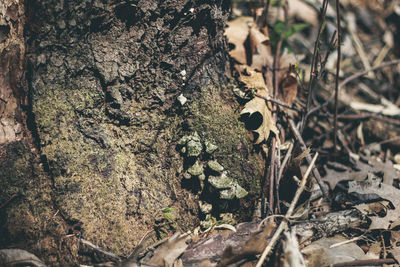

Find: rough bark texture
<box><xmin>1</xmin><ymin>0</ymin><xmax>263</xmax><ymax>265</ymax></box>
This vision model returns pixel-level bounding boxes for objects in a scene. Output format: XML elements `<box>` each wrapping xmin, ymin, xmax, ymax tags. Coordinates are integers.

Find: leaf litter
<box><xmin>21</xmin><ymin>0</ymin><xmax>400</xmax><ymax>266</ymax></box>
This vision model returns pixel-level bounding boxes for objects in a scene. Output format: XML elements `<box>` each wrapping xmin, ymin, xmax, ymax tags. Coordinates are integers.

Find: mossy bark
<box><xmin>1</xmin><ymin>0</ymin><xmax>262</xmax><ymax>265</ymax></box>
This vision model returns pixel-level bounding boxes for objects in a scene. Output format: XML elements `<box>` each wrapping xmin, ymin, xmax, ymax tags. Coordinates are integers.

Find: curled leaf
<box><xmin>239</xmin><ymin>69</ymin><xmax>278</xmax><ymax>144</ymax></box>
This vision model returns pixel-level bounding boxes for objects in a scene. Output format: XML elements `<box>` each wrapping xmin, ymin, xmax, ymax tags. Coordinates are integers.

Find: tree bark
<box><xmin>0</xmin><ymin>0</ymin><xmax>263</xmax><ymax>265</ymax></box>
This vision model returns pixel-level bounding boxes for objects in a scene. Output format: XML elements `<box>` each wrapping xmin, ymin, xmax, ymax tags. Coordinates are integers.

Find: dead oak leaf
<box><xmin>225</xmin><ymin>16</ymin><xmax>253</xmax><ymax>65</ymax></box>
<box><xmin>248</xmin><ymin>25</ymin><xmax>273</xmax><ymax>71</ymax></box>
<box><xmin>239</xmin><ymin>69</ymin><xmax>278</xmax><ymax>144</ymax></box>
<box><xmin>147</xmin><ymin>232</ymin><xmax>190</xmax><ymax>267</ymax></box>
<box><xmin>348</xmin><ymin>175</ymin><xmax>400</xmax><ymax>230</ymax></box>
<box><xmin>279</xmin><ymin>64</ymin><xmax>298</xmax><ymax>107</ymax></box>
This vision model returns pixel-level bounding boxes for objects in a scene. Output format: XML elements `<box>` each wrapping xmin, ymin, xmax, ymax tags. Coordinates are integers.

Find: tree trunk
<box><xmin>0</xmin><ymin>0</ymin><xmax>262</xmax><ymax>265</ymax></box>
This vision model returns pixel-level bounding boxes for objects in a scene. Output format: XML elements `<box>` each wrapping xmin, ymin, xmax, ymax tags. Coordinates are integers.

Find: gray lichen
<box><xmin>187</xmin><ymin>161</ymin><xmax>204</xmax><ymax>176</ymax></box>
<box><xmin>207</xmin><ymin>160</ymin><xmax>224</xmax><ymax>173</ymax></box>
<box><xmin>208</xmin><ymin>172</ymin><xmax>234</xmax><ymax>189</ymax></box>
<box><xmin>205</xmin><ymin>141</ymin><xmax>218</xmax><ymax>154</ymax></box>
<box><xmin>187</xmin><ymin>140</ymin><xmax>202</xmax><ymax>157</ymax></box>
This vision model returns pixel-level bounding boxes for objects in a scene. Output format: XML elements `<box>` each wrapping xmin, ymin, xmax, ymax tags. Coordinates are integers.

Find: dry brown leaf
<box><xmin>225</xmin><ymin>16</ymin><xmax>253</xmax><ymax>65</ymax></box>
<box><xmin>248</xmin><ymin>25</ymin><xmax>273</xmax><ymax>71</ymax></box>
<box><xmin>240</xmin><ymin>89</ymin><xmax>277</xmax><ymax>144</ymax></box>
<box><xmin>147</xmin><ymin>232</ymin><xmax>190</xmax><ymax>267</ymax></box>
<box><xmin>288</xmin><ymin>0</ymin><xmax>318</xmax><ymax>24</ymax></box>
<box><xmin>279</xmin><ymin>64</ymin><xmax>298</xmax><ymax>107</ymax></box>
<box><xmin>323</xmin><ymin>157</ymin><xmax>398</xmax><ymax>190</ymax></box>
<box><xmin>281</xmin><ymin>231</ymin><xmax>306</xmax><ymax>267</ymax></box>
<box><xmin>0</xmin><ymin>249</ymin><xmax>45</xmax><ymax>267</ymax></box>
<box><xmin>348</xmin><ymin>175</ymin><xmax>400</xmax><ymax>230</ymax></box>
<box><xmin>365</xmin><ymin>241</ymin><xmax>382</xmax><ymax>259</ymax></box>
<box><xmin>302</xmin><ymin>235</ymin><xmax>366</xmax><ymax>267</ymax></box>
<box><xmin>215</xmin><ymin>219</ymin><xmax>276</xmax><ymax>267</ymax></box>
<box><xmin>239</xmin><ymin>69</ymin><xmax>278</xmax><ymax>144</ymax></box>
<box><xmin>238</xmin><ymin>67</ymin><xmax>267</xmax><ymax>91</ymax></box>
<box><xmin>390</xmin><ymin>231</ymin><xmax>400</xmax><ymax>263</ymax></box>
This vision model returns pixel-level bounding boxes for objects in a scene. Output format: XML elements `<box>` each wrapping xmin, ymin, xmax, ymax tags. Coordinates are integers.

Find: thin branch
<box><xmin>255</xmin><ymin>153</ymin><xmax>319</xmax><ymax>267</ymax></box>
<box><xmin>331</xmin><ymin>258</ymin><xmax>396</xmax><ymax>267</ymax></box>
<box><xmin>302</xmin><ymin>0</ymin><xmax>329</xmax><ymax>132</ymax></box>
<box><xmin>80</xmin><ymin>238</ymin><xmax>121</xmax><ymax>261</ymax></box>
<box><xmin>255</xmin><ymin>93</ymin><xmax>301</xmax><ymax>111</ymax></box>
<box><xmin>339</xmin><ymin>59</ymin><xmax>400</xmax><ymax>88</ymax></box>
<box><xmin>306</xmin><ymin>59</ymin><xmax>400</xmax><ymax>118</ymax></box>
<box><xmin>277</xmin><ymin>141</ymin><xmax>294</xmax><ymax>184</ymax></box>
<box><xmin>333</xmin><ymin>0</ymin><xmax>342</xmax><ymax>152</ymax></box>
<box><xmin>289</xmin><ymin>119</ymin><xmax>328</xmax><ymax>198</ymax></box>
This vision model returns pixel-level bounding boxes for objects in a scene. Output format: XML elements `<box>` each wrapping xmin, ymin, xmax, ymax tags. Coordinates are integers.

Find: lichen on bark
<box><xmin>1</xmin><ymin>0</ymin><xmax>262</xmax><ymax>265</ymax></box>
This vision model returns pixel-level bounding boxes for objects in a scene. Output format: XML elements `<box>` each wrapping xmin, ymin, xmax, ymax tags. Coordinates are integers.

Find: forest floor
<box><xmin>2</xmin><ymin>0</ymin><xmax>400</xmax><ymax>266</ymax></box>
<box><xmin>142</xmin><ymin>1</ymin><xmax>400</xmax><ymax>266</ymax></box>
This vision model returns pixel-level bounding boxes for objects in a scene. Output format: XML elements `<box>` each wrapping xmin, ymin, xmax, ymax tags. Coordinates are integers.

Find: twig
<box><xmin>0</xmin><ymin>193</ymin><xmax>19</xmax><ymax>210</ymax></box>
<box><xmin>340</xmin><ymin>59</ymin><xmax>400</xmax><ymax>88</ymax></box>
<box><xmin>306</xmin><ymin>59</ymin><xmax>400</xmax><ymax>118</ymax></box>
<box><xmin>277</xmin><ymin>141</ymin><xmax>294</xmax><ymax>184</ymax></box>
<box><xmin>329</xmin><ymin>236</ymin><xmax>363</xmax><ymax>248</ymax></box>
<box><xmin>255</xmin><ymin>94</ymin><xmax>300</xmax><ymax>111</ymax></box>
<box><xmin>269</xmin><ymin>140</ymin><xmax>276</xmax><ymax>212</ymax></box>
<box><xmin>346</xmin><ymin>13</ymin><xmax>374</xmax><ymax>79</ymax></box>
<box><xmin>80</xmin><ymin>238</ymin><xmax>121</xmax><ymax>261</ymax></box>
<box><xmin>331</xmin><ymin>258</ymin><xmax>395</xmax><ymax>267</ymax></box>
<box><xmin>302</xmin><ymin>0</ymin><xmax>329</xmax><ymax>132</ymax></box>
<box><xmin>333</xmin><ymin>0</ymin><xmax>342</xmax><ymax>153</ymax></box>
<box><xmin>288</xmin><ymin>119</ymin><xmax>328</xmax><ymax>198</ymax></box>
<box><xmin>255</xmin><ymin>153</ymin><xmax>319</xmax><ymax>267</ymax></box>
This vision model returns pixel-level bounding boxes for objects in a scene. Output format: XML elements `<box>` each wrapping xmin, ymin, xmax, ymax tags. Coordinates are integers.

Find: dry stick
<box><xmin>338</xmin><ymin>112</ymin><xmax>400</xmax><ymax>126</ymax></box>
<box><xmin>0</xmin><ymin>193</ymin><xmax>19</xmax><ymax>210</ymax></box>
<box><xmin>306</xmin><ymin>59</ymin><xmax>400</xmax><ymax>118</ymax></box>
<box><xmin>331</xmin><ymin>258</ymin><xmax>396</xmax><ymax>267</ymax></box>
<box><xmin>340</xmin><ymin>59</ymin><xmax>400</xmax><ymax>88</ymax></box>
<box><xmin>268</xmin><ymin>0</ymin><xmax>286</xmax><ymax>213</ymax></box>
<box><xmin>288</xmin><ymin>119</ymin><xmax>328</xmax><ymax>198</ymax></box>
<box><xmin>255</xmin><ymin>94</ymin><xmax>300</xmax><ymax>111</ymax></box>
<box><xmin>302</xmin><ymin>0</ymin><xmax>329</xmax><ymax>132</ymax></box>
<box><xmin>277</xmin><ymin>141</ymin><xmax>294</xmax><ymax>183</ymax></box>
<box><xmin>269</xmin><ymin>141</ymin><xmax>276</xmax><ymax>211</ymax></box>
<box><xmin>333</xmin><ymin>0</ymin><xmax>342</xmax><ymax>153</ymax></box>
<box><xmin>255</xmin><ymin>152</ymin><xmax>319</xmax><ymax>267</ymax></box>
<box><xmin>80</xmin><ymin>238</ymin><xmax>121</xmax><ymax>261</ymax></box>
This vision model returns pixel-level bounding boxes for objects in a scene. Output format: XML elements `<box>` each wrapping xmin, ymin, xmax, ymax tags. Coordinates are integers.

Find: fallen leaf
<box><xmin>0</xmin><ymin>249</ymin><xmax>45</xmax><ymax>267</ymax></box>
<box><xmin>279</xmin><ymin>64</ymin><xmax>298</xmax><ymax>107</ymax></box>
<box><xmin>348</xmin><ymin>175</ymin><xmax>400</xmax><ymax>230</ymax></box>
<box><xmin>350</xmin><ymin>99</ymin><xmax>400</xmax><ymax>116</ymax></box>
<box><xmin>248</xmin><ymin>25</ymin><xmax>273</xmax><ymax>71</ymax></box>
<box><xmin>239</xmin><ymin>69</ymin><xmax>278</xmax><ymax>144</ymax></box>
<box><xmin>390</xmin><ymin>230</ymin><xmax>400</xmax><ymax>263</ymax></box>
<box><xmin>225</xmin><ymin>16</ymin><xmax>254</xmax><ymax>65</ymax></box>
<box><xmin>302</xmin><ymin>235</ymin><xmax>366</xmax><ymax>267</ymax></box>
<box><xmin>288</xmin><ymin>0</ymin><xmax>318</xmax><ymax>24</ymax></box>
<box><xmin>147</xmin><ymin>232</ymin><xmax>190</xmax><ymax>267</ymax></box>
<box><xmin>216</xmin><ymin>219</ymin><xmax>276</xmax><ymax>267</ymax></box>
<box><xmin>365</xmin><ymin>241</ymin><xmax>382</xmax><ymax>259</ymax></box>
<box><xmin>281</xmin><ymin>231</ymin><xmax>306</xmax><ymax>267</ymax></box>
<box><xmin>323</xmin><ymin>157</ymin><xmax>398</xmax><ymax>190</ymax></box>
